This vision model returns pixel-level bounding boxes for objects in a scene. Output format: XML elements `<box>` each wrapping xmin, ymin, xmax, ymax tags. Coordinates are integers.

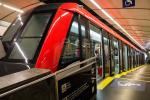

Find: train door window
<box><xmin>135</xmin><ymin>50</ymin><xmax>137</xmax><ymax>67</ymax></box>
<box><xmin>133</xmin><ymin>50</ymin><xmax>136</xmax><ymax>67</ymax></box>
<box><xmin>139</xmin><ymin>53</ymin><xmax>141</xmax><ymax>65</ymax></box>
<box><xmin>113</xmin><ymin>38</ymin><xmax>119</xmax><ymax>74</ymax></box>
<box><xmin>59</xmin><ymin>16</ymin><xmax>80</xmax><ymax>68</ymax></box>
<box><xmin>123</xmin><ymin>44</ymin><xmax>128</xmax><ymax>71</ymax></box>
<box><xmin>130</xmin><ymin>48</ymin><xmax>132</xmax><ymax>68</ymax></box>
<box><xmin>110</xmin><ymin>37</ymin><xmax>119</xmax><ymax>75</ymax></box>
<box><xmin>139</xmin><ymin>53</ymin><xmax>140</xmax><ymax>65</ymax></box>
<box><xmin>131</xmin><ymin>48</ymin><xmax>134</xmax><ymax>68</ymax></box>
<box><xmin>138</xmin><ymin>52</ymin><xmax>140</xmax><ymax>66</ymax></box>
<box><xmin>110</xmin><ymin>36</ymin><xmax>114</xmax><ymax>75</ymax></box>
<box><xmin>136</xmin><ymin>51</ymin><xmax>139</xmax><ymax>66</ymax></box>
<box><xmin>102</xmin><ymin>30</ymin><xmax>110</xmax><ymax>77</ymax></box>
<box><xmin>139</xmin><ymin>52</ymin><xmax>141</xmax><ymax>65</ymax></box>
<box><xmin>127</xmin><ymin>46</ymin><xmax>131</xmax><ymax>69</ymax></box>
<box><xmin>132</xmin><ymin>49</ymin><xmax>134</xmax><ymax>67</ymax></box>
<box><xmin>89</xmin><ymin>23</ymin><xmax>103</xmax><ymax>81</ymax></box>
<box><xmin>119</xmin><ymin>41</ymin><xmax>123</xmax><ymax>72</ymax></box>
<box><xmin>132</xmin><ymin>49</ymin><xmax>135</xmax><ymax>68</ymax></box>
<box><xmin>80</xmin><ymin>16</ymin><xmax>91</xmax><ymax>59</ymax></box>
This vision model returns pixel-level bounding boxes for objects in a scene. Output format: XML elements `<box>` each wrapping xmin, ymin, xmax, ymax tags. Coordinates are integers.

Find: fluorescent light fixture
<box><xmin>3</xmin><ymin>4</ymin><xmax>24</xmax><ymax>13</ymax></box>
<box><xmin>0</xmin><ymin>3</ymin><xmax>2</xmax><ymax>5</ymax></box>
<box><xmin>89</xmin><ymin>0</ymin><xmax>145</xmax><ymax>50</ymax></box>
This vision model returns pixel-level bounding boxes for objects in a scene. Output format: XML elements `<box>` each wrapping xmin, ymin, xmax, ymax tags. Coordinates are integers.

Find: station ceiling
<box><xmin>0</xmin><ymin>0</ymin><xmax>149</xmax><ymax>50</ymax></box>
<box><xmin>0</xmin><ymin>0</ymin><xmax>43</xmax><ymax>22</ymax></box>
<box><xmin>82</xmin><ymin>0</ymin><xmax>150</xmax><ymax>50</ymax></box>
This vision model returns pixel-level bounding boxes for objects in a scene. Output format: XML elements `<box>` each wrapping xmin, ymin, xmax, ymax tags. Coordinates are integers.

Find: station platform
<box><xmin>97</xmin><ymin>65</ymin><xmax>150</xmax><ymax>100</ymax></box>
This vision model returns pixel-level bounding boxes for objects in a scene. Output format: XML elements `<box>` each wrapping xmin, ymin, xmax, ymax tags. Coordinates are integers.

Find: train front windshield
<box><xmin>0</xmin><ymin>11</ymin><xmax>54</xmax><ymax>76</ymax></box>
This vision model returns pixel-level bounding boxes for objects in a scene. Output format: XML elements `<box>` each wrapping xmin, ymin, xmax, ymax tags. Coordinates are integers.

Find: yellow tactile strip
<box><xmin>97</xmin><ymin>65</ymin><xmax>145</xmax><ymax>90</ymax></box>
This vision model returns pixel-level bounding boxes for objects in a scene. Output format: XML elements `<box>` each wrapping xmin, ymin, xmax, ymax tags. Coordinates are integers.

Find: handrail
<box><xmin>0</xmin><ymin>74</ymin><xmax>54</xmax><ymax>98</ymax></box>
<box><xmin>56</xmin><ymin>56</ymin><xmax>96</xmax><ymax>74</ymax></box>
<box><xmin>55</xmin><ymin>57</ymin><xmax>96</xmax><ymax>80</ymax></box>
<box><xmin>0</xmin><ymin>68</ymin><xmax>53</xmax><ymax>98</ymax></box>
<box><xmin>0</xmin><ymin>57</ymin><xmax>97</xmax><ymax>99</ymax></box>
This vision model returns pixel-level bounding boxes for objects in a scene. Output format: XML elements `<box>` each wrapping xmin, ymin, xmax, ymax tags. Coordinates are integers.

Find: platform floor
<box><xmin>97</xmin><ymin>65</ymin><xmax>150</xmax><ymax>100</ymax></box>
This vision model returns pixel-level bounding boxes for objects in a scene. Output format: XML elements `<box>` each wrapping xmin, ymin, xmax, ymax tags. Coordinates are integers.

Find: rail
<box><xmin>0</xmin><ymin>57</ymin><xmax>97</xmax><ymax>100</ymax></box>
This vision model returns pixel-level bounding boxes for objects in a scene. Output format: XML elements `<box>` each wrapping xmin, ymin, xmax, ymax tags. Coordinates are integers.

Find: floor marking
<box><xmin>97</xmin><ymin>65</ymin><xmax>146</xmax><ymax>90</ymax></box>
<box><xmin>120</xmin><ymin>77</ymin><xmax>150</xmax><ymax>83</ymax></box>
<box><xmin>131</xmin><ymin>73</ymin><xmax>150</xmax><ymax>76</ymax></box>
<box><xmin>125</xmin><ymin>74</ymin><xmax>150</xmax><ymax>78</ymax></box>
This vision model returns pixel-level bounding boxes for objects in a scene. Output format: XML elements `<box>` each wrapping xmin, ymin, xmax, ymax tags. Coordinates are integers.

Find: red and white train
<box><xmin>0</xmin><ymin>2</ymin><xmax>144</xmax><ymax>79</ymax></box>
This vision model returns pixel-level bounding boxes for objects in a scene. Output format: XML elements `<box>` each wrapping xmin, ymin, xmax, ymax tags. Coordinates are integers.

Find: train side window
<box><xmin>89</xmin><ymin>23</ymin><xmax>103</xmax><ymax>78</ymax></box>
<box><xmin>9</xmin><ymin>13</ymin><xmax>52</xmax><ymax>60</ymax></box>
<box><xmin>80</xmin><ymin>16</ymin><xmax>91</xmax><ymax>59</ymax></box>
<box><xmin>89</xmin><ymin>24</ymin><xmax>102</xmax><ymax>56</ymax></box>
<box><xmin>2</xmin><ymin>14</ymin><xmax>29</xmax><ymax>42</ymax></box>
<box><xmin>59</xmin><ymin>16</ymin><xmax>80</xmax><ymax>67</ymax></box>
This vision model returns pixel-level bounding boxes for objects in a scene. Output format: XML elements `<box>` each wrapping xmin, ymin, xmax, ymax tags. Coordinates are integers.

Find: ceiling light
<box><xmin>0</xmin><ymin>3</ymin><xmax>2</xmax><ymax>6</ymax></box>
<box><xmin>89</xmin><ymin>0</ymin><xmax>145</xmax><ymax>50</ymax></box>
<box><xmin>3</xmin><ymin>4</ymin><xmax>24</xmax><ymax>13</ymax></box>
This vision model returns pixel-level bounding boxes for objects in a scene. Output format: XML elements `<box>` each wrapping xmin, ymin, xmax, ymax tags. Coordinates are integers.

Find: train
<box><xmin>0</xmin><ymin>2</ymin><xmax>145</xmax><ymax>81</ymax></box>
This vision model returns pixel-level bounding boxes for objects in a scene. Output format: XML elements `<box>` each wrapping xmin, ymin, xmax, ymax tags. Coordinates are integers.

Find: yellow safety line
<box><xmin>97</xmin><ymin>65</ymin><xmax>145</xmax><ymax>90</ymax></box>
<box><xmin>97</xmin><ymin>77</ymin><xmax>114</xmax><ymax>90</ymax></box>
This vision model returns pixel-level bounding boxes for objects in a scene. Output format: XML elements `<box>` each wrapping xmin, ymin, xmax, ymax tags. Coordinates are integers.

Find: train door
<box><xmin>134</xmin><ymin>50</ymin><xmax>137</xmax><ymax>67</ymax></box>
<box><xmin>110</xmin><ymin>37</ymin><xmax>119</xmax><ymax>75</ymax></box>
<box><xmin>131</xmin><ymin>48</ymin><xmax>134</xmax><ymax>68</ymax></box>
<box><xmin>137</xmin><ymin>52</ymin><xmax>140</xmax><ymax>66</ymax></box>
<box><xmin>134</xmin><ymin>50</ymin><xmax>136</xmax><ymax>67</ymax></box>
<box><xmin>136</xmin><ymin>51</ymin><xmax>139</xmax><ymax>66</ymax></box>
<box><xmin>59</xmin><ymin>15</ymin><xmax>81</xmax><ymax>68</ymax></box>
<box><xmin>123</xmin><ymin>44</ymin><xmax>128</xmax><ymax>71</ymax></box>
<box><xmin>110</xmin><ymin>36</ymin><xmax>114</xmax><ymax>75</ymax></box>
<box><xmin>133</xmin><ymin>50</ymin><xmax>135</xmax><ymax>67</ymax></box>
<box><xmin>89</xmin><ymin>23</ymin><xmax>103</xmax><ymax>81</ymax></box>
<box><xmin>130</xmin><ymin>48</ymin><xmax>133</xmax><ymax>69</ymax></box>
<box><xmin>128</xmin><ymin>46</ymin><xmax>131</xmax><ymax>70</ymax></box>
<box><xmin>114</xmin><ymin>38</ymin><xmax>119</xmax><ymax>74</ymax></box>
<box><xmin>119</xmin><ymin>41</ymin><xmax>123</xmax><ymax>72</ymax></box>
<box><xmin>79</xmin><ymin>16</ymin><xmax>92</xmax><ymax>60</ymax></box>
<box><xmin>102</xmin><ymin>30</ymin><xmax>110</xmax><ymax>77</ymax></box>
<box><xmin>139</xmin><ymin>53</ymin><xmax>141</xmax><ymax>65</ymax></box>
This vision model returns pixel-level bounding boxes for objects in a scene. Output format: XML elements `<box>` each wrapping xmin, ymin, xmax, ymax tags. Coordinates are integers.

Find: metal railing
<box><xmin>0</xmin><ymin>57</ymin><xmax>97</xmax><ymax>100</ymax></box>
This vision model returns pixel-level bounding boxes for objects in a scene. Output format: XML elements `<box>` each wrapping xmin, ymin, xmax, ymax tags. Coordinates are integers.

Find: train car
<box><xmin>0</xmin><ymin>2</ymin><xmax>144</xmax><ymax>79</ymax></box>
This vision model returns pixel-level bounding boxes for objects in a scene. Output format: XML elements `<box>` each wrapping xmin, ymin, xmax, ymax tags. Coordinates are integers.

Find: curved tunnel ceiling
<box><xmin>0</xmin><ymin>0</ymin><xmax>43</xmax><ymax>23</ymax></box>
<box><xmin>0</xmin><ymin>0</ymin><xmax>150</xmax><ymax>51</ymax></box>
<box><xmin>81</xmin><ymin>0</ymin><xmax>150</xmax><ymax>51</ymax></box>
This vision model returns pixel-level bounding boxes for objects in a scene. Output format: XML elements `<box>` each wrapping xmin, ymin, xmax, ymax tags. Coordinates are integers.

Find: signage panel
<box><xmin>123</xmin><ymin>0</ymin><xmax>135</xmax><ymax>8</ymax></box>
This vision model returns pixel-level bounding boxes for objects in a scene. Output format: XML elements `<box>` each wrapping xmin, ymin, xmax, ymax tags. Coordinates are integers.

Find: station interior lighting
<box><xmin>89</xmin><ymin>0</ymin><xmax>145</xmax><ymax>50</ymax></box>
<box><xmin>0</xmin><ymin>2</ymin><xmax>24</xmax><ymax>13</ymax></box>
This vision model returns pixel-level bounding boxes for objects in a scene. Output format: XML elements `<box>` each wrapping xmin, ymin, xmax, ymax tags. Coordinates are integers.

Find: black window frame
<box><xmin>1</xmin><ymin>10</ymin><xmax>57</xmax><ymax>64</ymax></box>
<box><xmin>58</xmin><ymin>14</ymin><xmax>82</xmax><ymax>69</ymax></box>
